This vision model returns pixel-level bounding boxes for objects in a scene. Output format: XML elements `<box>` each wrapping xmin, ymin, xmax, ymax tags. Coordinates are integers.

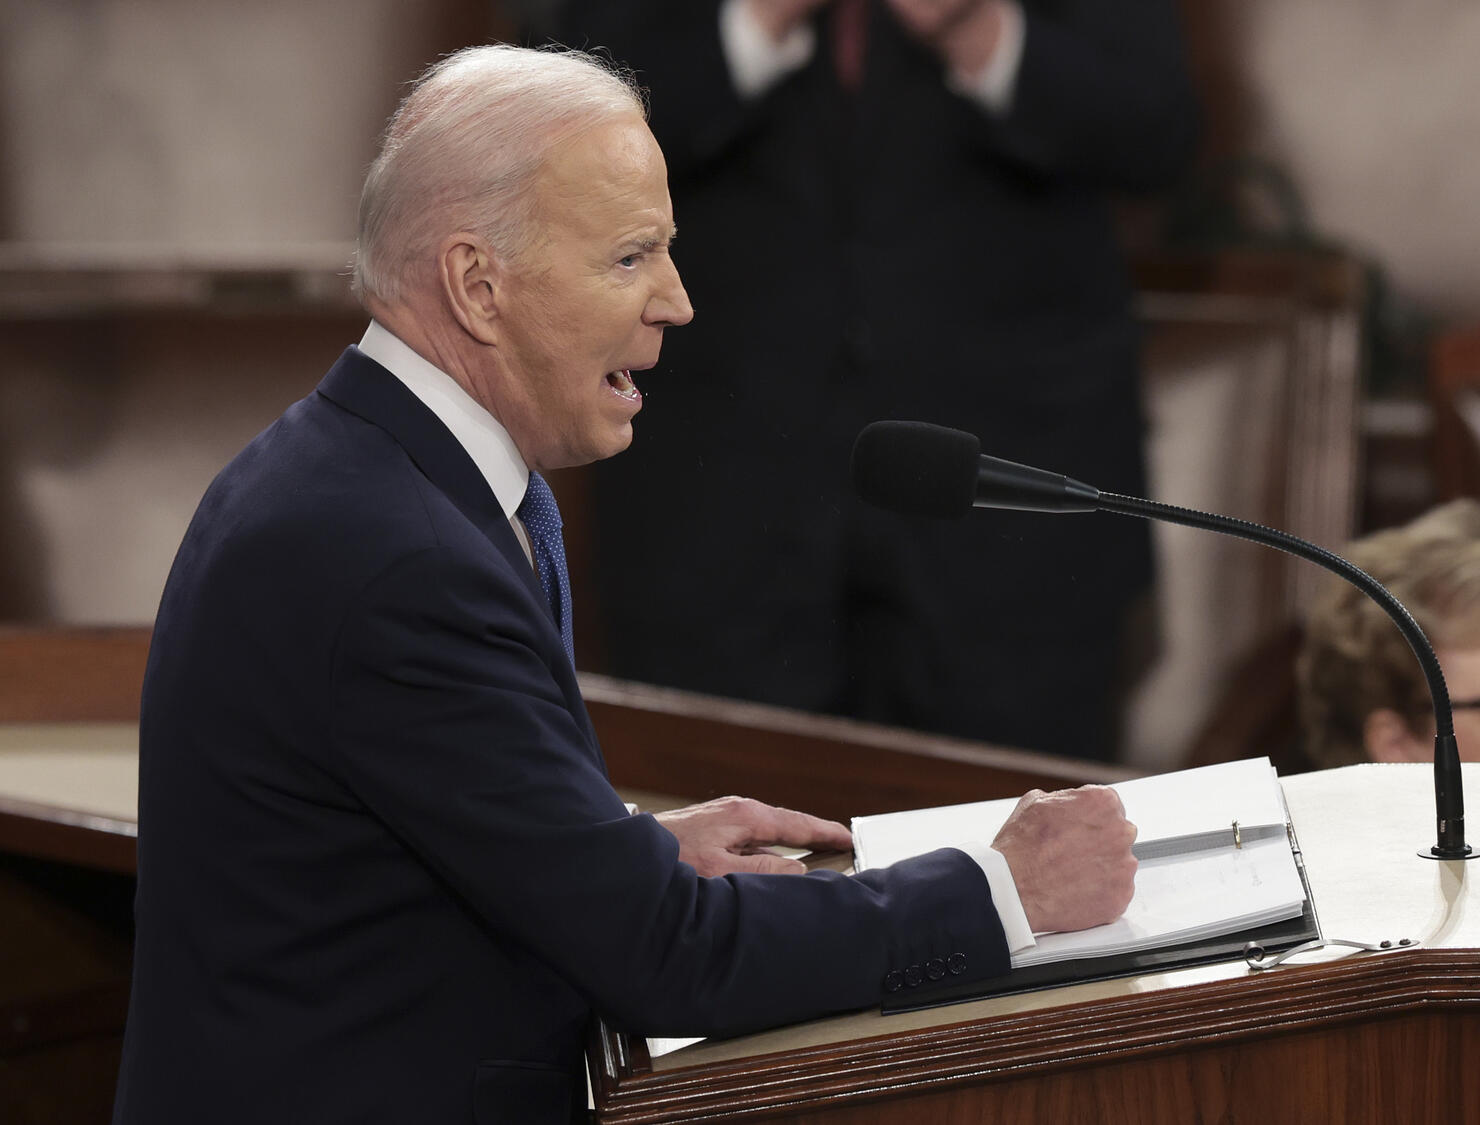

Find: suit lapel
<box><xmin>315</xmin><ymin>346</ymin><xmax>607</xmax><ymax>770</ymax></box>
<box><xmin>315</xmin><ymin>347</ymin><xmax>547</xmax><ymax>610</ymax></box>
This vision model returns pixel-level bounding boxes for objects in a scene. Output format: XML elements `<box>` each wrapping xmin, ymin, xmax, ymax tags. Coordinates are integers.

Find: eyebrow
<box><xmin>620</xmin><ymin>226</ymin><xmax>678</xmax><ymax>254</ymax></box>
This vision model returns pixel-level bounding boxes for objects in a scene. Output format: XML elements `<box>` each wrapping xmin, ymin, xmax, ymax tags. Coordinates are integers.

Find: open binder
<box><xmin>851</xmin><ymin>757</ymin><xmax>1321</xmax><ymax>1012</ymax></box>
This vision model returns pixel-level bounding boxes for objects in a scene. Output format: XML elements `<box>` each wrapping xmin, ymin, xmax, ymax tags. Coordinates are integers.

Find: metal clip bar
<box><xmin>1244</xmin><ymin>937</ymin><xmax>1418</xmax><ymax>971</ymax></box>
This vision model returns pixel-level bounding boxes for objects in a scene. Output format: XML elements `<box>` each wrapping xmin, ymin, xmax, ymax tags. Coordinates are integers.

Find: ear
<box><xmin>437</xmin><ymin>234</ymin><xmax>501</xmax><ymax>346</ymax></box>
<box><xmin>1363</xmin><ymin>708</ymin><xmax>1429</xmax><ymax>763</ymax></box>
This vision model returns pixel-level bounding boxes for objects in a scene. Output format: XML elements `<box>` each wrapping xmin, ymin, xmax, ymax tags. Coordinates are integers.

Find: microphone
<box><xmin>851</xmin><ymin>419</ymin><xmax>1473</xmax><ymax>861</ymax></box>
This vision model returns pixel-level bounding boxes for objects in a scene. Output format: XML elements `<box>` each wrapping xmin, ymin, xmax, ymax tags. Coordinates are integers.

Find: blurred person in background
<box><xmin>545</xmin><ymin>0</ymin><xmax>1199</xmax><ymax>760</ymax></box>
<box><xmin>1300</xmin><ymin>499</ymin><xmax>1480</xmax><ymax>767</ymax></box>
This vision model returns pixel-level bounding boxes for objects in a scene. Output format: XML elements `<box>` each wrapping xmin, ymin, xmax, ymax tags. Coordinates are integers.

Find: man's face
<box><xmin>489</xmin><ymin>115</ymin><xmax>692</xmax><ymax>473</ymax></box>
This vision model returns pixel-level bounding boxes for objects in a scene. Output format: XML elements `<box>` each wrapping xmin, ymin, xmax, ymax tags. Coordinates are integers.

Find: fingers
<box><xmin>653</xmin><ymin>796</ymin><xmax>849</xmax><ymax>878</ymax></box>
<box><xmin>886</xmin><ymin>0</ymin><xmax>984</xmax><ymax>39</ymax></box>
<box><xmin>747</xmin><ymin>802</ymin><xmax>854</xmax><ymax>852</ymax></box>
<box><xmin>667</xmin><ymin>796</ymin><xmax>851</xmax><ymax>851</ymax></box>
<box><xmin>747</xmin><ymin>0</ymin><xmax>834</xmax><ymax>42</ymax></box>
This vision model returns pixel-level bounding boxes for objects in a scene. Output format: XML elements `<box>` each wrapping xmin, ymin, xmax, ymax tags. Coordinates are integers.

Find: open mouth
<box><xmin>606</xmin><ymin>369</ymin><xmax>641</xmax><ymax>402</ymax></box>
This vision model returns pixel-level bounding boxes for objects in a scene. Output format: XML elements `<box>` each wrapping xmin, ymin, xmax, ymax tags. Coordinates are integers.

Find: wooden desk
<box><xmin>593</xmin><ymin>764</ymin><xmax>1480</xmax><ymax>1124</ymax></box>
<box><xmin>0</xmin><ymin>724</ymin><xmax>137</xmax><ymax>1125</ymax></box>
<box><xmin>0</xmin><ymin>723</ymin><xmax>138</xmax><ymax>873</ymax></box>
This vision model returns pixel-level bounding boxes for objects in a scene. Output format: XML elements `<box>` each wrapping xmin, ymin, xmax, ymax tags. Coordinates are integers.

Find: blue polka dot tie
<box><xmin>516</xmin><ymin>471</ymin><xmax>575</xmax><ymax>667</ymax></box>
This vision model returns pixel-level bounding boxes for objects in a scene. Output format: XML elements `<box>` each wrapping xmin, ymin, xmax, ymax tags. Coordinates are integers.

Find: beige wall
<box><xmin>0</xmin><ymin>0</ymin><xmax>494</xmax><ymax>622</ymax></box>
<box><xmin>1249</xmin><ymin>0</ymin><xmax>1480</xmax><ymax>316</ymax></box>
<box><xmin>0</xmin><ymin>0</ymin><xmax>493</xmax><ymax>247</ymax></box>
<box><xmin>0</xmin><ymin>316</ymin><xmax>360</xmax><ymax>621</ymax></box>
<box><xmin>1186</xmin><ymin>0</ymin><xmax>1480</xmax><ymax>315</ymax></box>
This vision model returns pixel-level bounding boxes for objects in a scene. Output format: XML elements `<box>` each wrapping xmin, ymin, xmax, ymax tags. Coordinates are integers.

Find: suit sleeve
<box><xmin>326</xmin><ymin>543</ymin><xmax>1010</xmax><ymax>1037</ymax></box>
<box><xmin>975</xmin><ymin>0</ymin><xmax>1201</xmax><ymax>189</ymax></box>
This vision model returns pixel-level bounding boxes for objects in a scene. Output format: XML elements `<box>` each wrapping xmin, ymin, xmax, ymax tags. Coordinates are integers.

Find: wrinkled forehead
<box><xmin>539</xmin><ymin>113</ymin><xmax>663</xmax><ymax>192</ymax></box>
<box><xmin>532</xmin><ymin>115</ymin><xmax>673</xmax><ymax>236</ymax></box>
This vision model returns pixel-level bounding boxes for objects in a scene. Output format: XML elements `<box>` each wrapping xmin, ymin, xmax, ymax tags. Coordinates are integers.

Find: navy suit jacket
<box><xmin>112</xmin><ymin>346</ymin><xmax>1010</xmax><ymax>1125</ymax></box>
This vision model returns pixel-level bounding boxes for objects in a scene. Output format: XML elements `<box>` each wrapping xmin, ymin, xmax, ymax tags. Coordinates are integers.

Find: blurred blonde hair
<box><xmin>1298</xmin><ymin>499</ymin><xmax>1480</xmax><ymax>767</ymax></box>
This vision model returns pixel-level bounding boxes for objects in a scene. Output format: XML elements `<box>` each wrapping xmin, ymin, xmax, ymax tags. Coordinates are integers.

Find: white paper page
<box><xmin>1115</xmin><ymin>758</ymin><xmax>1285</xmax><ymax>839</ymax></box>
<box><xmin>647</xmin><ymin>1036</ymin><xmax>705</xmax><ymax>1058</ymax></box>
<box><xmin>853</xmin><ymin>757</ymin><xmax>1284</xmax><ymax>873</ymax></box>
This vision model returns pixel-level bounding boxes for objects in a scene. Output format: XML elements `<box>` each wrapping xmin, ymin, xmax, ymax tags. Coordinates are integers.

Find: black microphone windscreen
<box><xmin>851</xmin><ymin>421</ymin><xmax>981</xmax><ymax>519</ymax></box>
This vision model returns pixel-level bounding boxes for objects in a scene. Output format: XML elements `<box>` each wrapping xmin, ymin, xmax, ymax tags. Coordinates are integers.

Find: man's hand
<box><xmin>885</xmin><ymin>0</ymin><xmax>1008</xmax><ymax>79</ymax></box>
<box><xmin>991</xmin><ymin>786</ymin><xmax>1138</xmax><ymax>934</ymax></box>
<box><xmin>745</xmin><ymin>0</ymin><xmax>833</xmax><ymax>44</ymax></box>
<box><xmin>655</xmin><ymin>795</ymin><xmax>853</xmax><ymax>876</ymax></box>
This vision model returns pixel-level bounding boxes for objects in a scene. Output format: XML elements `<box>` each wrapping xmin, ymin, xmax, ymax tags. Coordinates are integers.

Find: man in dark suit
<box><xmin>112</xmin><ymin>44</ymin><xmax>1137</xmax><ymax>1124</ymax></box>
<box><xmin>550</xmin><ymin>0</ymin><xmax>1200</xmax><ymax>760</ymax></box>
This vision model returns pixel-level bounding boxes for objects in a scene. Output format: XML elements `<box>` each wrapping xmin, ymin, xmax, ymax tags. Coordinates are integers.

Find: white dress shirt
<box><xmin>358</xmin><ymin>319</ymin><xmax>536</xmax><ymax>566</ymax></box>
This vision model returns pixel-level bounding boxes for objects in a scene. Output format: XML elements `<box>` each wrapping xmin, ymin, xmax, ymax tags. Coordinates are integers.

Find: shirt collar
<box><xmin>358</xmin><ymin>319</ymin><xmax>529</xmax><ymax>519</ymax></box>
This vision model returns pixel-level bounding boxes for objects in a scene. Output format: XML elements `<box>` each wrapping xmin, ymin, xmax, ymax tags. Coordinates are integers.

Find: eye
<box><xmin>617</xmin><ymin>254</ymin><xmax>640</xmax><ymax>269</ymax></box>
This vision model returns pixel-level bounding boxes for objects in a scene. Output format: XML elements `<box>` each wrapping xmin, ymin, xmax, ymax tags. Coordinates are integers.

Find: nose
<box><xmin>645</xmin><ymin>257</ymin><xmax>694</xmax><ymax>328</ymax></box>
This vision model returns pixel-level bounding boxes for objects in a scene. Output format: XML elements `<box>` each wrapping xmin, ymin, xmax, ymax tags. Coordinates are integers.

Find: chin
<box><xmin>585</xmin><ymin>426</ymin><xmax>635</xmax><ymax>467</ymax></box>
<box><xmin>606</xmin><ymin>427</ymin><xmax>636</xmax><ymax>458</ymax></box>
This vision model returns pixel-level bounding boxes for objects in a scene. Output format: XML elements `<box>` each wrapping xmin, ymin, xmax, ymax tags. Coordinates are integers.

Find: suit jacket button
<box><xmin>948</xmin><ymin>953</ymin><xmax>968</xmax><ymax>975</ymax></box>
<box><xmin>883</xmin><ymin>970</ymin><xmax>904</xmax><ymax>993</ymax></box>
<box><xmin>904</xmin><ymin>963</ymin><xmax>923</xmax><ymax>987</ymax></box>
<box><xmin>926</xmin><ymin>957</ymin><xmax>946</xmax><ymax>981</ymax></box>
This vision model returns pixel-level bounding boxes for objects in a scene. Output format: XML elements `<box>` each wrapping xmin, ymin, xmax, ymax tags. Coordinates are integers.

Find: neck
<box><xmin>366</xmin><ymin>295</ymin><xmax>505</xmax><ymax>411</ymax></box>
<box><xmin>362</xmin><ymin>289</ymin><xmax>551</xmax><ymax>474</ymax></box>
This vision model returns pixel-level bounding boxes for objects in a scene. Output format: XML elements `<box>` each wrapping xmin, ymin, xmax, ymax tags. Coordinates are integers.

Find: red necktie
<box><xmin>831</xmin><ymin>0</ymin><xmax>869</xmax><ymax>92</ymax></box>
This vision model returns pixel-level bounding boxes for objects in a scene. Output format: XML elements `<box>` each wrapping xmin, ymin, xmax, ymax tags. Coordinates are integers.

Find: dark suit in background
<box><xmin>111</xmin><ymin>347</ymin><xmax>1007</xmax><ymax>1125</ymax></box>
<box><xmin>551</xmin><ymin>0</ymin><xmax>1199</xmax><ymax>759</ymax></box>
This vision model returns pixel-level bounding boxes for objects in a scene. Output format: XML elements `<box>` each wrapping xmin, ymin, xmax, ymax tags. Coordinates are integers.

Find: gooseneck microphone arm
<box><xmin>1094</xmin><ymin>490</ymin><xmax>1467</xmax><ymax>860</ymax></box>
<box><xmin>851</xmin><ymin>420</ymin><xmax>1471</xmax><ymax>860</ymax></box>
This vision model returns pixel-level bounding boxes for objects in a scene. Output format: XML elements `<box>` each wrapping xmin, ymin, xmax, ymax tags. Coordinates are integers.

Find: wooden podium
<box><xmin>2</xmin><ymin>628</ymin><xmax>1478</xmax><ymax>1124</ymax></box>
<box><xmin>590</xmin><ymin>764</ymin><xmax>1480</xmax><ymax>1124</ymax></box>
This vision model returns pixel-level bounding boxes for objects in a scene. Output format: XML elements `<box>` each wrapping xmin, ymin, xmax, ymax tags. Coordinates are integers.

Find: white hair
<box><xmin>353</xmin><ymin>44</ymin><xmax>645</xmax><ymax>304</ymax></box>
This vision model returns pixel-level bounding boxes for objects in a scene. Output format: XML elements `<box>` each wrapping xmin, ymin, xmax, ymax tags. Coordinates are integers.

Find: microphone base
<box><xmin>1419</xmin><ymin>844</ymin><xmax>1477</xmax><ymax>860</ymax></box>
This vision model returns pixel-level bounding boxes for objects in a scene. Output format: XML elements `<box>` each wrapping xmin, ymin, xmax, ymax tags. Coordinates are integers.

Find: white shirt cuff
<box><xmin>946</xmin><ymin>0</ymin><xmax>1026</xmax><ymax>115</ymax></box>
<box><xmin>719</xmin><ymin>0</ymin><xmax>817</xmax><ymax>99</ymax></box>
<box><xmin>958</xmin><ymin>841</ymin><xmax>1036</xmax><ymax>962</ymax></box>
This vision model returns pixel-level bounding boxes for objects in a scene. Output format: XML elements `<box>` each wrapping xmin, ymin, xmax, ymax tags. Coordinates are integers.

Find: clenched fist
<box><xmin>991</xmin><ymin>785</ymin><xmax>1138</xmax><ymax>934</ymax></box>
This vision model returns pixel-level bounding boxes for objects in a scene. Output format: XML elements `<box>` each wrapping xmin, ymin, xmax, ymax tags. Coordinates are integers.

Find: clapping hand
<box><xmin>745</xmin><ymin>0</ymin><xmax>834</xmax><ymax>43</ymax></box>
<box><xmin>885</xmin><ymin>0</ymin><xmax>1009</xmax><ymax>79</ymax></box>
